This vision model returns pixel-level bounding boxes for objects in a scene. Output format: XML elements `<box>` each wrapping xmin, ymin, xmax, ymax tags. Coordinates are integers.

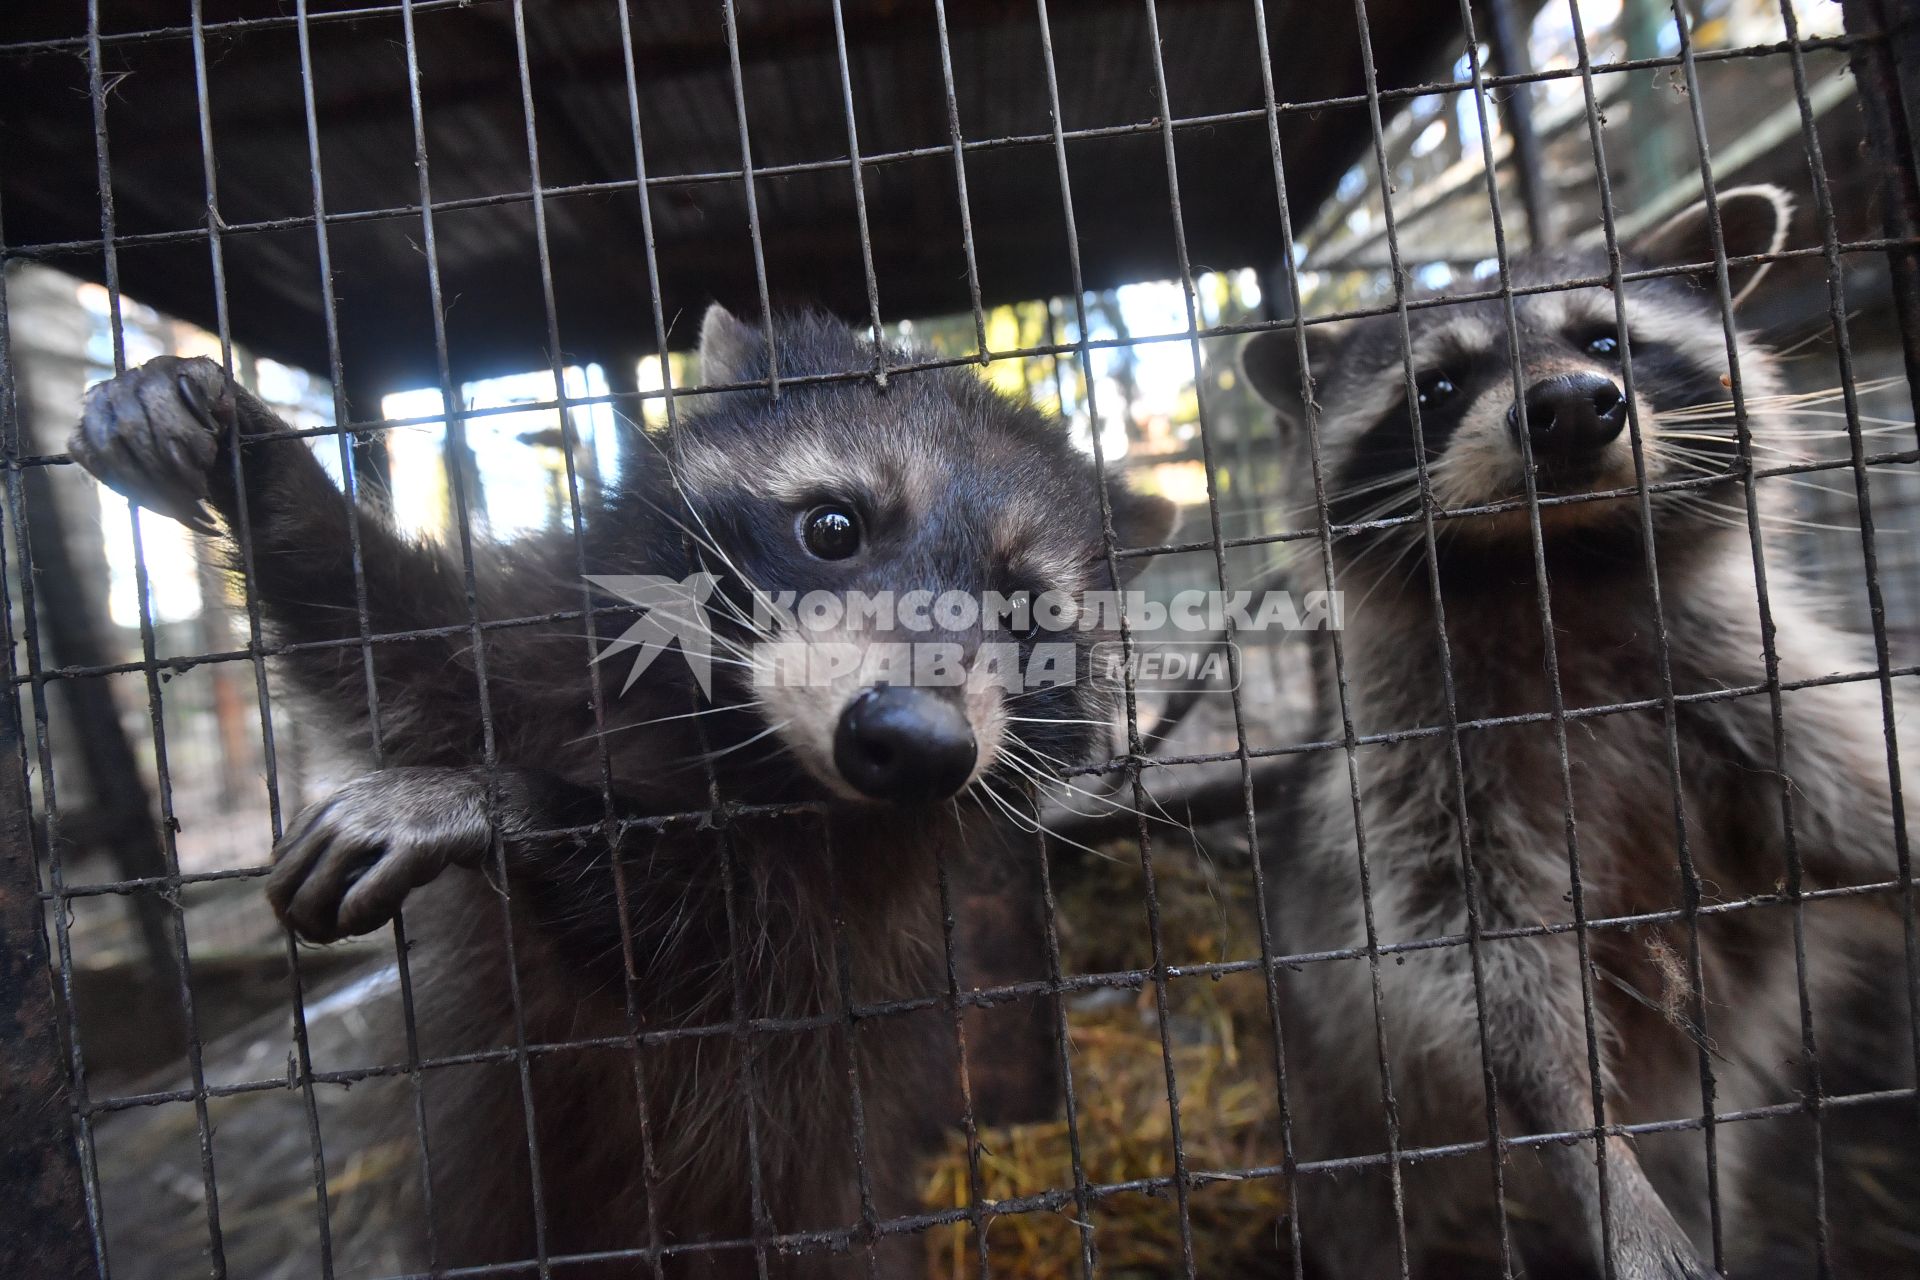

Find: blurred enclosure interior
<box><xmin>3</xmin><ymin>0</ymin><xmax>1919</xmax><ymax>1276</ymax></box>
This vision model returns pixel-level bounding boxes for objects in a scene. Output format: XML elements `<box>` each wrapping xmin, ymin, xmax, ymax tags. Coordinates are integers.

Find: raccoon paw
<box><xmin>267</xmin><ymin>768</ymin><xmax>494</xmax><ymax>943</ymax></box>
<box><xmin>70</xmin><ymin>355</ymin><xmax>231</xmax><ymax>535</ymax></box>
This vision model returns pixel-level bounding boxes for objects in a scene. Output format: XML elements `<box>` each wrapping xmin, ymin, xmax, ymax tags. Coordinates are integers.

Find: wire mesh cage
<box><xmin>2</xmin><ymin>1</ymin><xmax>1918</xmax><ymax>1277</ymax></box>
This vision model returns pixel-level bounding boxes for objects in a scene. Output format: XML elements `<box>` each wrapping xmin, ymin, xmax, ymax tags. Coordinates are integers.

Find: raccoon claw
<box><xmin>267</xmin><ymin>770</ymin><xmax>493</xmax><ymax>943</ymax></box>
<box><xmin>70</xmin><ymin>355</ymin><xmax>230</xmax><ymax>535</ymax></box>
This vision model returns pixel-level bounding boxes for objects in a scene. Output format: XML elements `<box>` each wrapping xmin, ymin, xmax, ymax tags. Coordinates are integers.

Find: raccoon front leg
<box><xmin>1469</xmin><ymin>953</ymin><xmax>1720</xmax><ymax>1280</ymax></box>
<box><xmin>1515</xmin><ymin>1081</ymin><xmax>1719</xmax><ymax>1279</ymax></box>
<box><xmin>267</xmin><ymin>766</ymin><xmax>600</xmax><ymax>942</ymax></box>
<box><xmin>1370</xmin><ymin>925</ymin><xmax>1718</xmax><ymax>1279</ymax></box>
<box><xmin>72</xmin><ymin>356</ymin><xmax>481</xmax><ymax>759</ymax></box>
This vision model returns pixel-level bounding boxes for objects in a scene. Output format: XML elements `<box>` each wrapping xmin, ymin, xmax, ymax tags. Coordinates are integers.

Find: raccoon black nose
<box><xmin>833</xmin><ymin>685</ymin><xmax>977</xmax><ymax>804</ymax></box>
<box><xmin>1509</xmin><ymin>373</ymin><xmax>1627</xmax><ymax>463</ymax></box>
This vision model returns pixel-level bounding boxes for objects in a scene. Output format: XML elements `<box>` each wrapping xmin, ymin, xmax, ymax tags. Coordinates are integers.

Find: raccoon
<box><xmin>1240</xmin><ymin>187</ymin><xmax>1916</xmax><ymax>1279</ymax></box>
<box><xmin>70</xmin><ymin>306</ymin><xmax>1175</xmax><ymax>1278</ymax></box>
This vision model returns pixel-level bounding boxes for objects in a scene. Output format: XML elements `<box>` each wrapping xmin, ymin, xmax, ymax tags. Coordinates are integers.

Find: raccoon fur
<box><xmin>1241</xmin><ymin>187</ymin><xmax>1917</xmax><ymax>1279</ymax></box>
<box><xmin>70</xmin><ymin>305</ymin><xmax>1175</xmax><ymax>1278</ymax></box>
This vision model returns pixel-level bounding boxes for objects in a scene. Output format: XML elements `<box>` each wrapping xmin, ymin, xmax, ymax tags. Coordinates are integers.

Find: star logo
<box><xmin>585</xmin><ymin>573</ymin><xmax>722</xmax><ymax>696</ymax></box>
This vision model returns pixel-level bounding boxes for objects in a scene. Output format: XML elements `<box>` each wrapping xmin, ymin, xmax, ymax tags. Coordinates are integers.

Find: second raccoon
<box><xmin>1242</xmin><ymin>187</ymin><xmax>1916</xmax><ymax>1279</ymax></box>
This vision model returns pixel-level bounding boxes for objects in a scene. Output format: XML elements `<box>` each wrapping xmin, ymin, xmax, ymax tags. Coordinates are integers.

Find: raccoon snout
<box><xmin>832</xmin><ymin>685</ymin><xmax>977</xmax><ymax>804</ymax></box>
<box><xmin>1507</xmin><ymin>372</ymin><xmax>1626</xmax><ymax>470</ymax></box>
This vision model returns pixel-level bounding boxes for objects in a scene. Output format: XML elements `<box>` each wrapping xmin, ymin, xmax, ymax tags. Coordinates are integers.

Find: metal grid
<box><xmin>1</xmin><ymin>1</ymin><xmax>1917</xmax><ymax>1277</ymax></box>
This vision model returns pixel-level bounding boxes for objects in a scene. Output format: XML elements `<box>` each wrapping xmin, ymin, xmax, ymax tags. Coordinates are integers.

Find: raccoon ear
<box><xmin>1641</xmin><ymin>184</ymin><xmax>1793</xmax><ymax>310</ymax></box>
<box><xmin>697</xmin><ymin>303</ymin><xmax>764</xmax><ymax>387</ymax></box>
<box><xmin>1240</xmin><ymin>322</ymin><xmax>1340</xmax><ymax>431</ymax></box>
<box><xmin>1107</xmin><ymin>484</ymin><xmax>1179</xmax><ymax>575</ymax></box>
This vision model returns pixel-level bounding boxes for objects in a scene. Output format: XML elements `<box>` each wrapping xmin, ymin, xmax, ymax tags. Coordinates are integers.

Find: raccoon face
<box><xmin>660</xmin><ymin>307</ymin><xmax>1176</xmax><ymax>806</ymax></box>
<box><xmin>1243</xmin><ymin>186</ymin><xmax>1792</xmax><ymax>569</ymax></box>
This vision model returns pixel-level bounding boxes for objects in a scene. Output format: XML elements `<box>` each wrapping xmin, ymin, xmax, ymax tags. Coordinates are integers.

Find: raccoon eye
<box><xmin>1585</xmin><ymin>332</ymin><xmax>1623</xmax><ymax>358</ymax></box>
<box><xmin>801</xmin><ymin>504</ymin><xmax>861</xmax><ymax>560</ymax></box>
<box><xmin>1415</xmin><ymin>370</ymin><xmax>1457</xmax><ymax>408</ymax></box>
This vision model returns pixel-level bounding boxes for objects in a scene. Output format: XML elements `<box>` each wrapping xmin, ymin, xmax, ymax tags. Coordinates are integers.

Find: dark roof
<box><xmin>1</xmin><ymin>0</ymin><xmax>1460</xmax><ymax>399</ymax></box>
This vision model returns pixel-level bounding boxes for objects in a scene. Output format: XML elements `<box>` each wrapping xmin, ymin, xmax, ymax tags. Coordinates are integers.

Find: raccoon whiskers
<box><xmin>989</xmin><ymin>748</ymin><xmax>1067</xmax><ymax>796</ymax></box>
<box><xmin>1651</xmin><ymin>430</ymin><xmax>1795</xmax><ymax>452</ymax></box>
<box><xmin>1650</xmin><ymin>444</ymin><xmax>1846</xmax><ymax>498</ymax></box>
<box><xmin>1271</xmin><ymin>466</ymin><xmax>1426</xmax><ymax>518</ymax></box>
<box><xmin>1245</xmin><ymin>468</ymin><xmax>1423</xmax><ymax>569</ymax></box>
<box><xmin>1331</xmin><ymin>482</ymin><xmax>1429</xmax><ymax>534</ymax></box>
<box><xmin>1747</xmin><ymin>409</ymin><xmax>1911</xmax><ymax>430</ymax></box>
<box><xmin>1005</xmin><ymin>678</ymin><xmax>1082</xmax><ymax>702</ymax></box>
<box><xmin>1642</xmin><ymin>456</ymin><xmax>1831</xmax><ymax>526</ymax></box>
<box><xmin>1345</xmin><ymin>488</ymin><xmax>1428</xmax><ymax>531</ymax></box>
<box><xmin>1651</xmin><ymin>441</ymin><xmax>1889</xmax><ymax>511</ymax></box>
<box><xmin>1331</xmin><ymin>475</ymin><xmax>1439</xmax><ymax>583</ymax></box>
<box><xmin>598</xmin><ymin>632</ymin><xmax>760</xmax><ymax>675</ymax></box>
<box><xmin>997</xmin><ymin>736</ymin><xmax>1072</xmax><ymax>774</ymax></box>
<box><xmin>653</xmin><ymin>718</ymin><xmax>795</xmax><ymax>776</ymax></box>
<box><xmin>586</xmin><ymin>560</ymin><xmax>774</xmax><ymax>660</ymax></box>
<box><xmin>699</xmin><ymin>572</ymin><xmax>785</xmax><ymax>645</ymax></box>
<box><xmin>996</xmin><ymin>739</ymin><xmax>1205</xmax><ymax>849</ymax></box>
<box><xmin>1665</xmin><ymin>493</ymin><xmax>1872</xmax><ymax>535</ymax></box>
<box><xmin>1647</xmin><ymin>373</ymin><xmax>1907</xmax><ymax>420</ymax></box>
<box><xmin>1655</xmin><ymin>414</ymin><xmax>1911</xmax><ymax>438</ymax></box>
<box><xmin>616</xmin><ymin>426</ymin><xmax>787</xmax><ymax>638</ymax></box>
<box><xmin>608</xmin><ymin>628</ymin><xmax>761</xmax><ymax>668</ymax></box>
<box><xmin>1647</xmin><ymin>434</ymin><xmax>1816</xmax><ymax>474</ymax></box>
<box><xmin>1246</xmin><ymin>480</ymin><xmax>1425</xmax><ymax>583</ymax></box>
<box><xmin>1644</xmin><ymin>441</ymin><xmax>1763</xmax><ymax>477</ymax></box>
<box><xmin>1344</xmin><ymin>526</ymin><xmax>1433</xmax><ymax>618</ymax></box>
<box><xmin>568</xmin><ymin>698</ymin><xmax>768</xmax><ymax>746</ymax></box>
<box><xmin>597</xmin><ymin>588</ymin><xmax>771</xmax><ymax>669</ymax></box>
<box><xmin>970</xmin><ymin>773</ymin><xmax>1123</xmax><ymax>864</ymax></box>
<box><xmin>623</xmin><ymin>479</ymin><xmax>764</xmax><ymax>599</ymax></box>
<box><xmin>1763</xmin><ymin>309</ymin><xmax>1865</xmax><ymax>359</ymax></box>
